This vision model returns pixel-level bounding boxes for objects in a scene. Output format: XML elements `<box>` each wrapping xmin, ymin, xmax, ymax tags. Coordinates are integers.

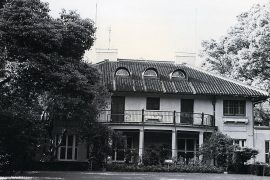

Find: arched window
<box><xmin>171</xmin><ymin>70</ymin><xmax>186</xmax><ymax>79</ymax></box>
<box><xmin>115</xmin><ymin>67</ymin><xmax>130</xmax><ymax>77</ymax></box>
<box><xmin>143</xmin><ymin>68</ymin><xmax>158</xmax><ymax>78</ymax></box>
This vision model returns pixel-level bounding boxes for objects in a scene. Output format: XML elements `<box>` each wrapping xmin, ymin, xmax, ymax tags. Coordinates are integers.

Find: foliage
<box><xmin>201</xmin><ymin>3</ymin><xmax>270</xmax><ymax>90</ymax></box>
<box><xmin>0</xmin><ymin>0</ymin><xmax>110</xmax><ymax>172</ymax></box>
<box><xmin>143</xmin><ymin>144</ymin><xmax>171</xmax><ymax>166</ymax></box>
<box><xmin>28</xmin><ymin>161</ymin><xmax>89</xmax><ymax>171</ymax></box>
<box><xmin>227</xmin><ymin>147</ymin><xmax>259</xmax><ymax>174</ymax></box>
<box><xmin>106</xmin><ymin>163</ymin><xmax>224</xmax><ymax>173</ymax></box>
<box><xmin>233</xmin><ymin>147</ymin><xmax>258</xmax><ymax>165</ymax></box>
<box><xmin>80</xmin><ymin>123</ymin><xmax>125</xmax><ymax>170</ymax></box>
<box><xmin>125</xmin><ymin>149</ymin><xmax>139</xmax><ymax>164</ymax></box>
<box><xmin>254</xmin><ymin>105</ymin><xmax>270</xmax><ymax>126</ymax></box>
<box><xmin>253</xmin><ymin>163</ymin><xmax>270</xmax><ymax>176</ymax></box>
<box><xmin>199</xmin><ymin>131</ymin><xmax>234</xmax><ymax>168</ymax></box>
<box><xmin>200</xmin><ymin>3</ymin><xmax>270</xmax><ymax>124</ymax></box>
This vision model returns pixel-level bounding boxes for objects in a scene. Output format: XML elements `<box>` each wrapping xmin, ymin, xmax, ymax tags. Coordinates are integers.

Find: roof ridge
<box><xmin>117</xmin><ymin>58</ymin><xmax>175</xmax><ymax>64</ymax></box>
<box><xmin>95</xmin><ymin>59</ymin><xmax>110</xmax><ymax>65</ymax></box>
<box><xmin>184</xmin><ymin>64</ymin><xmax>269</xmax><ymax>96</ymax></box>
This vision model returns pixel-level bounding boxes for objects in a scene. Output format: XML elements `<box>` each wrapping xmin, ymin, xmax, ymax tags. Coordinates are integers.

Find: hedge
<box><xmin>106</xmin><ymin>163</ymin><xmax>224</xmax><ymax>173</ymax></box>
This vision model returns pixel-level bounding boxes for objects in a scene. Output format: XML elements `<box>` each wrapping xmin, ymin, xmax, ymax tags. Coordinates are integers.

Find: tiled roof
<box><xmin>96</xmin><ymin>59</ymin><xmax>269</xmax><ymax>99</ymax></box>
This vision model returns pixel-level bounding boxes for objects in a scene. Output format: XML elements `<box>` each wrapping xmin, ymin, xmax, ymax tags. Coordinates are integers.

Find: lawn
<box><xmin>0</xmin><ymin>171</ymin><xmax>268</xmax><ymax>180</ymax></box>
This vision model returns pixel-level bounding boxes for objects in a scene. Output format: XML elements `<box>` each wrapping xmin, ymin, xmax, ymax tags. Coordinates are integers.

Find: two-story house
<box><xmin>56</xmin><ymin>59</ymin><xmax>269</xmax><ymax>164</ymax></box>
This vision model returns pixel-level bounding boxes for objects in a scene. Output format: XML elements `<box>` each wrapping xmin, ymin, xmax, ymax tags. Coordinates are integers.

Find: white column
<box><xmin>139</xmin><ymin>129</ymin><xmax>144</xmax><ymax>163</ymax></box>
<box><xmin>199</xmin><ymin>131</ymin><xmax>204</xmax><ymax>146</ymax></box>
<box><xmin>199</xmin><ymin>131</ymin><xmax>204</xmax><ymax>160</ymax></box>
<box><xmin>172</xmin><ymin>130</ymin><xmax>177</xmax><ymax>160</ymax></box>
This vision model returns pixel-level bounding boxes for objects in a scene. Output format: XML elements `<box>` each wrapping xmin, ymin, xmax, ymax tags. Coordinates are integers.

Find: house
<box><xmin>56</xmin><ymin>59</ymin><xmax>269</xmax><ymax>164</ymax></box>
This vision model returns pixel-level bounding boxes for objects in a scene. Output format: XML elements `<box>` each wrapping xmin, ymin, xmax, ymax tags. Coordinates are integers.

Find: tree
<box><xmin>201</xmin><ymin>3</ymin><xmax>270</xmax><ymax>91</ymax></box>
<box><xmin>200</xmin><ymin>3</ymin><xmax>270</xmax><ymax>125</ymax></box>
<box><xmin>0</xmin><ymin>0</ymin><xmax>109</xmax><ymax>172</ymax></box>
<box><xmin>199</xmin><ymin>132</ymin><xmax>234</xmax><ymax>168</ymax></box>
<box><xmin>80</xmin><ymin>123</ymin><xmax>125</xmax><ymax>170</ymax></box>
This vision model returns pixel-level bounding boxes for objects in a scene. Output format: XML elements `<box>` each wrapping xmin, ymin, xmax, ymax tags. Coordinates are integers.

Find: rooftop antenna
<box><xmin>194</xmin><ymin>7</ymin><xmax>198</xmax><ymax>65</ymax></box>
<box><xmin>95</xmin><ymin>2</ymin><xmax>98</xmax><ymax>27</ymax></box>
<box><xmin>108</xmin><ymin>26</ymin><xmax>111</xmax><ymax>49</ymax></box>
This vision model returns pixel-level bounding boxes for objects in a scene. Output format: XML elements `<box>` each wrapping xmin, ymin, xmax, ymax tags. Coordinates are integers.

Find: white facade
<box><xmin>254</xmin><ymin>127</ymin><xmax>270</xmax><ymax>162</ymax></box>
<box><xmin>95</xmin><ymin>93</ymin><xmax>266</xmax><ymax>163</ymax></box>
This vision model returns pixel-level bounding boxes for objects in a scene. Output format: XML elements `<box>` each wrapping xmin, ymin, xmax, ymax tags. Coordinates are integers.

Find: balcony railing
<box><xmin>98</xmin><ymin>110</ymin><xmax>215</xmax><ymax>127</ymax></box>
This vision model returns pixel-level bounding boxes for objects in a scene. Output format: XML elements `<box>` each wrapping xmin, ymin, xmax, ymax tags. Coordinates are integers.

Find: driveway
<box><xmin>0</xmin><ymin>171</ymin><xmax>269</xmax><ymax>180</ymax></box>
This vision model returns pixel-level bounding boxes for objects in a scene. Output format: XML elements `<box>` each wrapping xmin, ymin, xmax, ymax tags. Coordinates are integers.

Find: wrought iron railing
<box><xmin>98</xmin><ymin>110</ymin><xmax>215</xmax><ymax>127</ymax></box>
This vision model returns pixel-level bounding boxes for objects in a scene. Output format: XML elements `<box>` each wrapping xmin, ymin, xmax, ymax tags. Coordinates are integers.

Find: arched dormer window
<box><xmin>143</xmin><ymin>68</ymin><xmax>158</xmax><ymax>78</ymax></box>
<box><xmin>171</xmin><ymin>69</ymin><xmax>186</xmax><ymax>80</ymax></box>
<box><xmin>115</xmin><ymin>67</ymin><xmax>130</xmax><ymax>77</ymax></box>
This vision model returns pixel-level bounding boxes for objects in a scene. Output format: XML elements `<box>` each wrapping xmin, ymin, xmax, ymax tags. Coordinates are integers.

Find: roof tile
<box><xmin>96</xmin><ymin>59</ymin><xmax>268</xmax><ymax>99</ymax></box>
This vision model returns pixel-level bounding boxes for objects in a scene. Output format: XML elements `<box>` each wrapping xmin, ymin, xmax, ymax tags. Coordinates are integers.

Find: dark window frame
<box><xmin>58</xmin><ymin>134</ymin><xmax>78</xmax><ymax>161</ymax></box>
<box><xmin>223</xmin><ymin>100</ymin><xmax>246</xmax><ymax>116</ymax></box>
<box><xmin>143</xmin><ymin>68</ymin><xmax>158</xmax><ymax>78</ymax></box>
<box><xmin>265</xmin><ymin>141</ymin><xmax>270</xmax><ymax>163</ymax></box>
<box><xmin>171</xmin><ymin>70</ymin><xmax>186</xmax><ymax>80</ymax></box>
<box><xmin>115</xmin><ymin>67</ymin><xmax>130</xmax><ymax>77</ymax></box>
<box><xmin>146</xmin><ymin>97</ymin><xmax>160</xmax><ymax>110</ymax></box>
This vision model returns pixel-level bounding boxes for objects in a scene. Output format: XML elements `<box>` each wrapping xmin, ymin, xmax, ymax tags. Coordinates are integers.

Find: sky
<box><xmin>42</xmin><ymin>0</ymin><xmax>270</xmax><ymax>64</ymax></box>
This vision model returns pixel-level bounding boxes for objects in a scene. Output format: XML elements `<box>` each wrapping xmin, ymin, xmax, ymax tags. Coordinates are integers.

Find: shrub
<box><xmin>106</xmin><ymin>163</ymin><xmax>223</xmax><ymax>173</ymax></box>
<box><xmin>249</xmin><ymin>163</ymin><xmax>270</xmax><ymax>176</ymax></box>
<box><xmin>228</xmin><ymin>147</ymin><xmax>258</xmax><ymax>174</ymax></box>
<box><xmin>199</xmin><ymin>131</ymin><xmax>234</xmax><ymax>168</ymax></box>
<box><xmin>142</xmin><ymin>144</ymin><xmax>171</xmax><ymax>166</ymax></box>
<box><xmin>233</xmin><ymin>147</ymin><xmax>258</xmax><ymax>165</ymax></box>
<box><xmin>125</xmin><ymin>149</ymin><xmax>139</xmax><ymax>164</ymax></box>
<box><xmin>0</xmin><ymin>153</ymin><xmax>11</xmax><ymax>175</ymax></box>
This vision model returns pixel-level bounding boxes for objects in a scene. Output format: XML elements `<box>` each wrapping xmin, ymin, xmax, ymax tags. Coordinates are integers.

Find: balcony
<box><xmin>98</xmin><ymin>110</ymin><xmax>215</xmax><ymax>127</ymax></box>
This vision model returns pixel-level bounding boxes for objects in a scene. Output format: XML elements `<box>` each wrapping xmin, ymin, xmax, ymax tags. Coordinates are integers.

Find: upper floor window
<box><xmin>146</xmin><ymin>97</ymin><xmax>160</xmax><ymax>110</ymax></box>
<box><xmin>233</xmin><ymin>139</ymin><xmax>246</xmax><ymax>148</ymax></box>
<box><xmin>171</xmin><ymin>70</ymin><xmax>186</xmax><ymax>79</ymax></box>
<box><xmin>266</xmin><ymin>141</ymin><xmax>270</xmax><ymax>163</ymax></box>
<box><xmin>223</xmin><ymin>100</ymin><xmax>245</xmax><ymax>116</ymax></box>
<box><xmin>115</xmin><ymin>67</ymin><xmax>130</xmax><ymax>77</ymax></box>
<box><xmin>143</xmin><ymin>68</ymin><xmax>158</xmax><ymax>78</ymax></box>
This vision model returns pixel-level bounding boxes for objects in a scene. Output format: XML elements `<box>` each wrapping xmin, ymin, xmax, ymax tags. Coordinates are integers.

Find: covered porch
<box><xmin>111</xmin><ymin>127</ymin><xmax>213</xmax><ymax>164</ymax></box>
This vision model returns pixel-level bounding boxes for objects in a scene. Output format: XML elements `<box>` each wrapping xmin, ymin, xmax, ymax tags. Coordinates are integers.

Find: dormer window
<box><xmin>171</xmin><ymin>70</ymin><xmax>186</xmax><ymax>80</ymax></box>
<box><xmin>143</xmin><ymin>68</ymin><xmax>158</xmax><ymax>78</ymax></box>
<box><xmin>115</xmin><ymin>67</ymin><xmax>130</xmax><ymax>77</ymax></box>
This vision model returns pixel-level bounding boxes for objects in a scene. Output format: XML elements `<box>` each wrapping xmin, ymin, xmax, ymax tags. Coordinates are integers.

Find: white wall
<box><xmin>160</xmin><ymin>97</ymin><xmax>181</xmax><ymax>111</ymax></box>
<box><xmin>100</xmin><ymin>95</ymin><xmax>270</xmax><ymax>164</ymax></box>
<box><xmin>254</xmin><ymin>128</ymin><xmax>270</xmax><ymax>162</ymax></box>
<box><xmin>216</xmin><ymin>98</ymin><xmax>254</xmax><ymax>148</ymax></box>
<box><xmin>194</xmin><ymin>99</ymin><xmax>212</xmax><ymax>114</ymax></box>
<box><xmin>121</xmin><ymin>95</ymin><xmax>214</xmax><ymax>114</ymax></box>
<box><xmin>125</xmin><ymin>96</ymin><xmax>146</xmax><ymax>110</ymax></box>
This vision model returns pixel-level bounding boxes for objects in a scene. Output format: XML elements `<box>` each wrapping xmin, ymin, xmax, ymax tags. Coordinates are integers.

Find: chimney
<box><xmin>96</xmin><ymin>48</ymin><xmax>118</xmax><ymax>62</ymax></box>
<box><xmin>174</xmin><ymin>52</ymin><xmax>196</xmax><ymax>66</ymax></box>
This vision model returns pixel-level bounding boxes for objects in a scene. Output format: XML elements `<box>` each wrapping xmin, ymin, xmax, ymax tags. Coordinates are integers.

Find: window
<box><xmin>143</xmin><ymin>68</ymin><xmax>158</xmax><ymax>78</ymax></box>
<box><xmin>146</xmin><ymin>97</ymin><xmax>160</xmax><ymax>110</ymax></box>
<box><xmin>266</xmin><ymin>141</ymin><xmax>270</xmax><ymax>163</ymax></box>
<box><xmin>171</xmin><ymin>70</ymin><xmax>186</xmax><ymax>79</ymax></box>
<box><xmin>115</xmin><ymin>68</ymin><xmax>130</xmax><ymax>77</ymax></box>
<box><xmin>58</xmin><ymin>134</ymin><xmax>77</xmax><ymax>161</ymax></box>
<box><xmin>112</xmin><ymin>136</ymin><xmax>134</xmax><ymax>162</ymax></box>
<box><xmin>223</xmin><ymin>100</ymin><xmax>245</xmax><ymax>116</ymax></box>
<box><xmin>177</xmin><ymin>138</ymin><xmax>199</xmax><ymax>165</ymax></box>
<box><xmin>233</xmin><ymin>139</ymin><xmax>246</xmax><ymax>148</ymax></box>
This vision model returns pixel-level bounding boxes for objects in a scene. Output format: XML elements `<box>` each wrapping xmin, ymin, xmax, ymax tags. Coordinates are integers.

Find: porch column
<box><xmin>199</xmin><ymin>131</ymin><xmax>204</xmax><ymax>160</ymax></box>
<box><xmin>139</xmin><ymin>129</ymin><xmax>144</xmax><ymax>163</ymax></box>
<box><xmin>172</xmin><ymin>130</ymin><xmax>177</xmax><ymax>160</ymax></box>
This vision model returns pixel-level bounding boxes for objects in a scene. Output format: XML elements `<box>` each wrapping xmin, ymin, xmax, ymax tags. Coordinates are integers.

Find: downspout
<box><xmin>212</xmin><ymin>96</ymin><xmax>216</xmax><ymax>128</ymax></box>
<box><xmin>252</xmin><ymin>102</ymin><xmax>255</xmax><ymax>148</ymax></box>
